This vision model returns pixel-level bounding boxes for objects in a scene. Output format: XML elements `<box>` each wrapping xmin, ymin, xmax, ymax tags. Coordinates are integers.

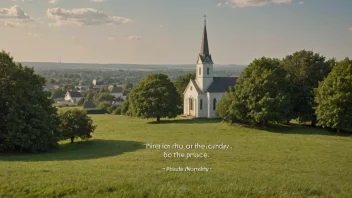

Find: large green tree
<box><xmin>129</xmin><ymin>74</ymin><xmax>181</xmax><ymax>122</ymax></box>
<box><xmin>217</xmin><ymin>57</ymin><xmax>291</xmax><ymax>126</ymax></box>
<box><xmin>58</xmin><ymin>109</ymin><xmax>96</xmax><ymax>143</ymax></box>
<box><xmin>0</xmin><ymin>51</ymin><xmax>60</xmax><ymax>152</ymax></box>
<box><xmin>283</xmin><ymin>50</ymin><xmax>331</xmax><ymax>125</ymax></box>
<box><xmin>315</xmin><ymin>58</ymin><xmax>352</xmax><ymax>133</ymax></box>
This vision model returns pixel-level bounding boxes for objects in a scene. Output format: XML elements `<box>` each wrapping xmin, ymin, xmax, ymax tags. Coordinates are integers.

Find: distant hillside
<box><xmin>21</xmin><ymin>62</ymin><xmax>247</xmax><ymax>71</ymax></box>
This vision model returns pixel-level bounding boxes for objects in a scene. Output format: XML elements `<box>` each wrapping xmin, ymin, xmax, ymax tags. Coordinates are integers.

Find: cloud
<box><xmin>107</xmin><ymin>36</ymin><xmax>116</xmax><ymax>40</ymax></box>
<box><xmin>49</xmin><ymin>0</ymin><xmax>58</xmax><ymax>3</ymax></box>
<box><xmin>0</xmin><ymin>5</ymin><xmax>33</xmax><ymax>21</ymax></box>
<box><xmin>4</xmin><ymin>21</ymin><xmax>17</xmax><ymax>27</ymax></box>
<box><xmin>47</xmin><ymin>8</ymin><xmax>132</xmax><ymax>26</ymax></box>
<box><xmin>128</xmin><ymin>36</ymin><xmax>143</xmax><ymax>40</ymax></box>
<box><xmin>225</xmin><ymin>0</ymin><xmax>292</xmax><ymax>8</ymax></box>
<box><xmin>217</xmin><ymin>2</ymin><xmax>223</xmax><ymax>7</ymax></box>
<box><xmin>348</xmin><ymin>27</ymin><xmax>352</xmax><ymax>32</ymax></box>
<box><xmin>299</xmin><ymin>1</ymin><xmax>304</xmax><ymax>4</ymax></box>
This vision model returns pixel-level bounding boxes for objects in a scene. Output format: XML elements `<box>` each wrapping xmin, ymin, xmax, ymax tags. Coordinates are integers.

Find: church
<box><xmin>183</xmin><ymin>20</ymin><xmax>238</xmax><ymax>118</ymax></box>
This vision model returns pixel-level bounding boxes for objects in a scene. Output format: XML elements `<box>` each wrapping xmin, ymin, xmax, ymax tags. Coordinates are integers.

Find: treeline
<box><xmin>0</xmin><ymin>51</ymin><xmax>96</xmax><ymax>152</ymax></box>
<box><xmin>217</xmin><ymin>50</ymin><xmax>351</xmax><ymax>132</ymax></box>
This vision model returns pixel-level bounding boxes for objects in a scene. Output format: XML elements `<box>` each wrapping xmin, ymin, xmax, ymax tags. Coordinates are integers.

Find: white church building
<box><xmin>183</xmin><ymin>20</ymin><xmax>238</xmax><ymax>118</ymax></box>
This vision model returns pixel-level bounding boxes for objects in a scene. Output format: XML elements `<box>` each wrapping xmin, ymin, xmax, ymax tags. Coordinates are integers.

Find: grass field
<box><xmin>1</xmin><ymin>115</ymin><xmax>352</xmax><ymax>198</ymax></box>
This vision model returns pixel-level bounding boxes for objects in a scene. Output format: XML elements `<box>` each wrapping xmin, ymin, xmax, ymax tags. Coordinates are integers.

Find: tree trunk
<box><xmin>286</xmin><ymin>120</ymin><xmax>290</xmax><ymax>125</ymax></box>
<box><xmin>70</xmin><ymin>136</ymin><xmax>74</xmax><ymax>143</ymax></box>
<box><xmin>157</xmin><ymin>116</ymin><xmax>160</xmax><ymax>123</ymax></box>
<box><xmin>337</xmin><ymin>128</ymin><xmax>340</xmax><ymax>133</ymax></box>
<box><xmin>311</xmin><ymin>115</ymin><xmax>317</xmax><ymax>127</ymax></box>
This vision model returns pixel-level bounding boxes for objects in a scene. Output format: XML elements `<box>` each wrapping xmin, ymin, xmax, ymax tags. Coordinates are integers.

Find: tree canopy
<box><xmin>283</xmin><ymin>50</ymin><xmax>331</xmax><ymax>125</ymax></box>
<box><xmin>129</xmin><ymin>74</ymin><xmax>181</xmax><ymax>122</ymax></box>
<box><xmin>315</xmin><ymin>58</ymin><xmax>352</xmax><ymax>132</ymax></box>
<box><xmin>0</xmin><ymin>51</ymin><xmax>60</xmax><ymax>152</ymax></box>
<box><xmin>58</xmin><ymin>109</ymin><xmax>96</xmax><ymax>143</ymax></box>
<box><xmin>217</xmin><ymin>57</ymin><xmax>291</xmax><ymax>126</ymax></box>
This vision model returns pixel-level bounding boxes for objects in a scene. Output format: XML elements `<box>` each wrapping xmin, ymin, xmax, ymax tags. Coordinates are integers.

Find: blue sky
<box><xmin>0</xmin><ymin>0</ymin><xmax>351</xmax><ymax>64</ymax></box>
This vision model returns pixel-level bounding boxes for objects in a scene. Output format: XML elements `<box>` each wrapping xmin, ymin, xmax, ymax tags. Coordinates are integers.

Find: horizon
<box><xmin>1</xmin><ymin>0</ymin><xmax>351</xmax><ymax>64</ymax></box>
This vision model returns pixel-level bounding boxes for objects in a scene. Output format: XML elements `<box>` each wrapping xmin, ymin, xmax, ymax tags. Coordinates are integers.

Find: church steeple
<box><xmin>196</xmin><ymin>15</ymin><xmax>214</xmax><ymax>92</ymax></box>
<box><xmin>199</xmin><ymin>15</ymin><xmax>212</xmax><ymax>63</ymax></box>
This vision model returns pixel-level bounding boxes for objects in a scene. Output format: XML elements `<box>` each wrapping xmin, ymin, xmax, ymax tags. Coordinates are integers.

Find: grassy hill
<box><xmin>1</xmin><ymin>115</ymin><xmax>352</xmax><ymax>197</ymax></box>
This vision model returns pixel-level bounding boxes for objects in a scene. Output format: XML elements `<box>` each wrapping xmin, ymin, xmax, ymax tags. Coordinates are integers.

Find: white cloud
<box><xmin>225</xmin><ymin>0</ymin><xmax>292</xmax><ymax>8</ymax></box>
<box><xmin>4</xmin><ymin>21</ymin><xmax>17</xmax><ymax>27</ymax></box>
<box><xmin>107</xmin><ymin>36</ymin><xmax>116</xmax><ymax>40</ymax></box>
<box><xmin>46</xmin><ymin>8</ymin><xmax>132</xmax><ymax>26</ymax></box>
<box><xmin>49</xmin><ymin>0</ymin><xmax>58</xmax><ymax>4</ymax></box>
<box><xmin>128</xmin><ymin>36</ymin><xmax>143</xmax><ymax>40</ymax></box>
<box><xmin>0</xmin><ymin>5</ymin><xmax>33</xmax><ymax>21</ymax></box>
<box><xmin>299</xmin><ymin>1</ymin><xmax>304</xmax><ymax>4</ymax></box>
<box><xmin>217</xmin><ymin>2</ymin><xmax>223</xmax><ymax>7</ymax></box>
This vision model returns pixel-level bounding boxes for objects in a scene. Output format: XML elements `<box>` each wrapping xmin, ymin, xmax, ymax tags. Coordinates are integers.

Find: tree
<box><xmin>217</xmin><ymin>57</ymin><xmax>291</xmax><ymax>126</ymax></box>
<box><xmin>112</xmin><ymin>106</ymin><xmax>122</xmax><ymax>115</ymax></box>
<box><xmin>51</xmin><ymin>88</ymin><xmax>66</xmax><ymax>99</ymax></box>
<box><xmin>174</xmin><ymin>73</ymin><xmax>196</xmax><ymax>99</ymax></box>
<box><xmin>95</xmin><ymin>92</ymin><xmax>114</xmax><ymax>105</ymax></box>
<box><xmin>122</xmin><ymin>82</ymin><xmax>133</xmax><ymax>93</ymax></box>
<box><xmin>98</xmin><ymin>101</ymin><xmax>112</xmax><ymax>112</ymax></box>
<box><xmin>58</xmin><ymin>109</ymin><xmax>96</xmax><ymax>143</ymax></box>
<box><xmin>315</xmin><ymin>58</ymin><xmax>352</xmax><ymax>133</ymax></box>
<box><xmin>0</xmin><ymin>51</ymin><xmax>60</xmax><ymax>152</ymax></box>
<box><xmin>283</xmin><ymin>50</ymin><xmax>331</xmax><ymax>126</ymax></box>
<box><xmin>120</xmin><ymin>100</ymin><xmax>131</xmax><ymax>116</ymax></box>
<box><xmin>129</xmin><ymin>74</ymin><xmax>181</xmax><ymax>122</ymax></box>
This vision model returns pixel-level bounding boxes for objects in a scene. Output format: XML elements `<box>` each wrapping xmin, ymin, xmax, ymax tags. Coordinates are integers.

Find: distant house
<box><xmin>75</xmin><ymin>85</ymin><xmax>90</xmax><ymax>92</ymax></box>
<box><xmin>110</xmin><ymin>85</ymin><xmax>123</xmax><ymax>98</ymax></box>
<box><xmin>92</xmin><ymin>79</ymin><xmax>105</xmax><ymax>86</ymax></box>
<box><xmin>64</xmin><ymin>91</ymin><xmax>83</xmax><ymax>103</ymax></box>
<box><xmin>92</xmin><ymin>85</ymin><xmax>106</xmax><ymax>90</ymax></box>
<box><xmin>54</xmin><ymin>97</ymin><xmax>65</xmax><ymax>103</ymax></box>
<box><xmin>44</xmin><ymin>84</ymin><xmax>55</xmax><ymax>91</ymax></box>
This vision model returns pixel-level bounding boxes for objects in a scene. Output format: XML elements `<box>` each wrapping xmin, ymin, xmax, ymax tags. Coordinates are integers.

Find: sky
<box><xmin>0</xmin><ymin>0</ymin><xmax>351</xmax><ymax>65</ymax></box>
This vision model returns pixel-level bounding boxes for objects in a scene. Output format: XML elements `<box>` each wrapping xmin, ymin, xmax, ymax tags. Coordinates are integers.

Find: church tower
<box><xmin>196</xmin><ymin>16</ymin><xmax>214</xmax><ymax>92</ymax></box>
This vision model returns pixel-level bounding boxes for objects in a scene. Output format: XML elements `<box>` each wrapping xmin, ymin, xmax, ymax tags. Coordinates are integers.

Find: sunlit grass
<box><xmin>1</xmin><ymin>115</ymin><xmax>351</xmax><ymax>197</ymax></box>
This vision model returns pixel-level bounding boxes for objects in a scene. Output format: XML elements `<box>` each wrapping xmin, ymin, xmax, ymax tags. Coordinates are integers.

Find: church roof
<box><xmin>190</xmin><ymin>79</ymin><xmax>202</xmax><ymax>94</ymax></box>
<box><xmin>68</xmin><ymin>91</ymin><xmax>83</xmax><ymax>98</ymax></box>
<box><xmin>206</xmin><ymin>77</ymin><xmax>238</xmax><ymax>93</ymax></box>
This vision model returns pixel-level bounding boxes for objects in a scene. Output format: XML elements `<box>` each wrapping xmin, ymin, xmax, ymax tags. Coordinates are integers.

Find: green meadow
<box><xmin>1</xmin><ymin>114</ymin><xmax>352</xmax><ymax>198</ymax></box>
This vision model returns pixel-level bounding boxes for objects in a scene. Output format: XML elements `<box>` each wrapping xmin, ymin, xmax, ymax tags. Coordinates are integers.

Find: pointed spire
<box><xmin>200</xmin><ymin>15</ymin><xmax>210</xmax><ymax>58</ymax></box>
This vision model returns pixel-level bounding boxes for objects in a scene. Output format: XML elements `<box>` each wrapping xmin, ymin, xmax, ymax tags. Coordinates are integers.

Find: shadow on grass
<box><xmin>147</xmin><ymin>118</ymin><xmax>223</xmax><ymax>124</ymax></box>
<box><xmin>0</xmin><ymin>139</ymin><xmax>144</xmax><ymax>161</ymax></box>
<box><xmin>241</xmin><ymin>122</ymin><xmax>352</xmax><ymax>137</ymax></box>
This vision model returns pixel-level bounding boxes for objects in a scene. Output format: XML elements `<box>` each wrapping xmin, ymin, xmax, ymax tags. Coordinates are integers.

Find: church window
<box><xmin>199</xmin><ymin>67</ymin><xmax>201</xmax><ymax>75</ymax></box>
<box><xmin>190</xmin><ymin>98</ymin><xmax>193</xmax><ymax>110</ymax></box>
<box><xmin>207</xmin><ymin>68</ymin><xmax>210</xmax><ymax>75</ymax></box>
<box><xmin>200</xmin><ymin>99</ymin><xmax>203</xmax><ymax>110</ymax></box>
<box><xmin>213</xmin><ymin>98</ymin><xmax>217</xmax><ymax>110</ymax></box>
<box><xmin>190</xmin><ymin>86</ymin><xmax>192</xmax><ymax>91</ymax></box>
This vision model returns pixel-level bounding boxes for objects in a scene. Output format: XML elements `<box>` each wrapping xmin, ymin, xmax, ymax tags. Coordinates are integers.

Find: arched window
<box><xmin>199</xmin><ymin>67</ymin><xmax>201</xmax><ymax>75</ymax></box>
<box><xmin>213</xmin><ymin>98</ymin><xmax>217</xmax><ymax>110</ymax></box>
<box><xmin>200</xmin><ymin>99</ymin><xmax>203</xmax><ymax>110</ymax></box>
<box><xmin>207</xmin><ymin>68</ymin><xmax>210</xmax><ymax>75</ymax></box>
